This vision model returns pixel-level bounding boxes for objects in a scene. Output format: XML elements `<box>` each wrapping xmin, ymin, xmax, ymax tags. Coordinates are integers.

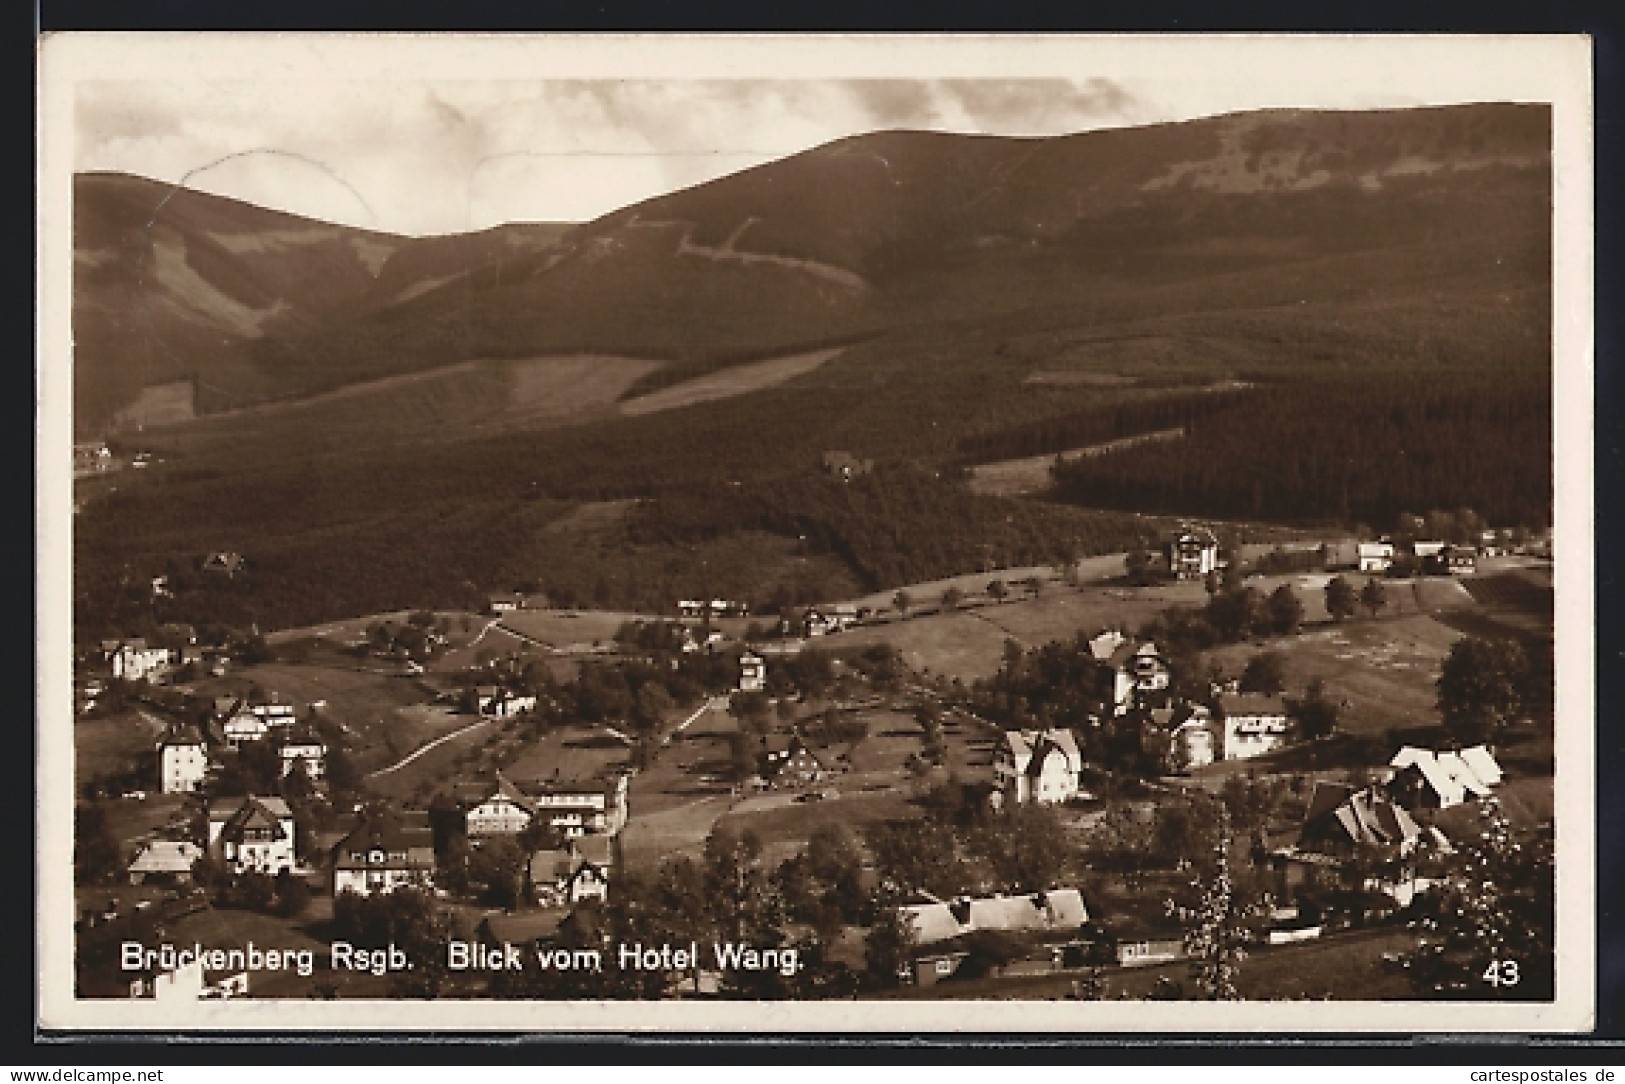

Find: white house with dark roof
<box><xmin>207</xmin><ymin>796</ymin><xmax>297</xmax><ymax>875</ymax></box>
<box><xmin>738</xmin><ymin>652</ymin><xmax>767</xmax><ymax>693</ymax></box>
<box><xmin>277</xmin><ymin>736</ymin><xmax>327</xmax><ymax>780</ymax></box>
<box><xmin>158</xmin><ymin>727</ymin><xmax>209</xmax><ymax>794</ymax></box>
<box><xmin>1164</xmin><ymin>526</ymin><xmax>1220</xmax><ymax>580</ymax></box>
<box><xmin>994</xmin><ymin>729</ymin><xmax>1083</xmax><ymax>805</ymax></box>
<box><xmin>103</xmin><ymin>639</ymin><xmax>173</xmax><ymax>683</ymax></box>
<box><xmin>529</xmin><ymin>834</ymin><xmax>614</xmax><ymax>906</ymax></box>
<box><xmin>1144</xmin><ymin>704</ymin><xmax>1216</xmax><ymax>774</ymax></box>
<box><xmin>332</xmin><ymin>815</ymin><xmax>435</xmax><ymax>897</ymax></box>
<box><xmin>1216</xmin><ymin>692</ymin><xmax>1291</xmax><ymax>761</ymax></box>
<box><xmin>1299</xmin><ymin>782</ymin><xmax>1451</xmax><ymax>856</ymax></box>
<box><xmin>1087</xmin><ymin>631</ymin><xmax>1170</xmax><ymax>714</ymax></box>
<box><xmin>1357</xmin><ymin>541</ymin><xmax>1396</xmax><ymax>573</ymax></box>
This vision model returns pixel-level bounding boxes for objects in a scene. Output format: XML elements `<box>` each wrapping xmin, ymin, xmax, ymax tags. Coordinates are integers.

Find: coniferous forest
<box><xmin>1050</xmin><ymin>373</ymin><xmax>1551</xmax><ymax>530</ymax></box>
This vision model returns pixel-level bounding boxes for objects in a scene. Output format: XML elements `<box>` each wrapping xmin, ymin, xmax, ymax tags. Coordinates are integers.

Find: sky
<box><xmin>67</xmin><ymin>37</ymin><xmax>1574</xmax><ymax>237</ymax></box>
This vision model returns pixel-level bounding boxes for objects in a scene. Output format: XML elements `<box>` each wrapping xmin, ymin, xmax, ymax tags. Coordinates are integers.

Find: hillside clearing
<box><xmin>618</xmin><ymin>347</ymin><xmax>845</xmax><ymax>416</ymax></box>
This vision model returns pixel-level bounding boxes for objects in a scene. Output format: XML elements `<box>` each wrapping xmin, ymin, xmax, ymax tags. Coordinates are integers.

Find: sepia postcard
<box><xmin>36</xmin><ymin>33</ymin><xmax>1595</xmax><ymax>1033</ymax></box>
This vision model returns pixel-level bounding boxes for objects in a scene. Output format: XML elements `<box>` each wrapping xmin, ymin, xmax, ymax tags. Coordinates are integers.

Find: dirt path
<box><xmin>368</xmin><ymin>716</ymin><xmax>492</xmax><ymax>778</ymax></box>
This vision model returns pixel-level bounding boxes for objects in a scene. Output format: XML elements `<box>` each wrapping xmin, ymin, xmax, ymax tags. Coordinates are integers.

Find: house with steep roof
<box><xmin>464</xmin><ymin>772</ymin><xmax>537</xmax><ymax>837</ymax></box>
<box><xmin>528</xmin><ymin>834</ymin><xmax>614</xmax><ymax>906</ymax></box>
<box><xmin>207</xmin><ymin>796</ymin><xmax>297</xmax><ymax>875</ymax></box>
<box><xmin>1299</xmin><ymin>782</ymin><xmax>1450</xmax><ymax>855</ymax></box>
<box><xmin>201</xmin><ymin>551</ymin><xmax>245</xmax><ymax>576</ymax></box>
<box><xmin>158</xmin><ymin>726</ymin><xmax>209</xmax><ymax>794</ymax></box>
<box><xmin>476</xmin><ymin>686</ymin><xmax>538</xmax><ymax>717</ymax></box>
<box><xmin>1087</xmin><ymin>631</ymin><xmax>1170</xmax><ymax>714</ymax></box>
<box><xmin>1215</xmin><ymin>692</ymin><xmax>1290</xmax><ymax>761</ymax></box>
<box><xmin>1164</xmin><ymin>526</ymin><xmax>1220</xmax><ymax>581</ymax></box>
<box><xmin>331</xmin><ymin>815</ymin><xmax>435</xmax><ymax>897</ymax></box>
<box><xmin>127</xmin><ymin>840</ymin><xmax>203</xmax><ymax>885</ymax></box>
<box><xmin>993</xmin><ymin>729</ymin><xmax>1083</xmax><ymax>804</ymax></box>
<box><xmin>761</xmin><ymin>734</ymin><xmax>827</xmax><ymax>790</ymax></box>
<box><xmin>1387</xmin><ymin>745</ymin><xmax>1502</xmax><ymax>810</ymax></box>
<box><xmin>1142</xmin><ymin>704</ymin><xmax>1216</xmax><ymax>774</ymax></box>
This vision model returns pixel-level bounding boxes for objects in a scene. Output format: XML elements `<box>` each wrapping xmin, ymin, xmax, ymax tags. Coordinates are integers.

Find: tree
<box><xmin>893</xmin><ymin>589</ymin><xmax>913</xmax><ymax>617</ymax></box>
<box><xmin>1239</xmin><ymin>651</ymin><xmax>1287</xmax><ymax>696</ymax></box>
<box><xmin>729</xmin><ymin>690</ymin><xmax>771</xmax><ymax>734</ymax></box>
<box><xmin>1403</xmin><ymin>802</ymin><xmax>1553</xmax><ymax>999</ymax></box>
<box><xmin>1166</xmin><ymin>803</ymin><xmax>1256</xmax><ymax>1000</ymax></box>
<box><xmin>1436</xmin><ymin>636</ymin><xmax>1529</xmax><ymax>743</ymax></box>
<box><xmin>1360</xmin><ymin>577</ymin><xmax>1388</xmax><ymax>618</ymax></box>
<box><xmin>863</xmin><ymin>895</ymin><xmax>917</xmax><ymax>990</ymax></box>
<box><xmin>940</xmin><ymin>585</ymin><xmax>965</xmax><ymax>611</ymax></box>
<box><xmin>1206</xmin><ymin>587</ymin><xmax>1260</xmax><ymax>642</ymax></box>
<box><xmin>274</xmin><ymin>868</ymin><xmax>311</xmax><ymax>918</ymax></box>
<box><xmin>469</xmin><ymin>836</ymin><xmax>527</xmax><ymax>908</ymax></box>
<box><xmin>1124</xmin><ymin>550</ymin><xmax>1156</xmax><ymax>588</ymax></box>
<box><xmin>1324</xmin><ymin>576</ymin><xmax>1358</xmax><ymax>622</ymax></box>
<box><xmin>1286</xmin><ymin>678</ymin><xmax>1340</xmax><ymax>740</ymax></box>
<box><xmin>1266</xmin><ymin>584</ymin><xmax>1304</xmax><ymax>636</ymax></box>
<box><xmin>987</xmin><ymin>580</ymin><xmax>1008</xmax><ymax>604</ymax></box>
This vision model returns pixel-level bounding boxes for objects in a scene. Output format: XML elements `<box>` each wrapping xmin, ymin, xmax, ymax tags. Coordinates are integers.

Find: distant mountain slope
<box><xmin>73</xmin><ymin>102</ymin><xmax>1549</xmax><ymax>436</ymax></box>
<box><xmin>71</xmin><ymin>173</ymin><xmax>573</xmax><ymax>435</ymax></box>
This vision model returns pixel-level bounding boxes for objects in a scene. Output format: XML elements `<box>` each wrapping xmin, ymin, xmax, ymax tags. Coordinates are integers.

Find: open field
<box><xmin>965</xmin><ymin>427</ymin><xmax>1187</xmax><ymax>497</ymax></box>
<box><xmin>814</xmin><ymin>579</ymin><xmax>1211</xmax><ymax>681</ymax></box>
<box><xmin>491</xmin><ymin>722</ymin><xmax>631</xmax><ymax>785</ymax></box>
<box><xmin>618</xmin><ymin>347</ymin><xmax>845</xmax><ymax>417</ymax></box>
<box><xmin>75</xmin><ymin>710</ymin><xmax>165</xmax><ymax>785</ymax></box>
<box><xmin>1205</xmin><ymin>614</ymin><xmax>1461</xmax><ymax>739</ymax></box>
<box><xmin>712</xmin><ymin>791</ymin><xmax>918</xmax><ymax>850</ymax></box>
<box><xmin>496</xmin><ymin>609</ymin><xmax>656</xmax><ymax>649</ymax></box>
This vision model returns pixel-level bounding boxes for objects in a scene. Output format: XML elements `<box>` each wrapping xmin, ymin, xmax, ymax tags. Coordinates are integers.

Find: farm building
<box><xmin>127</xmin><ymin>840</ymin><xmax>203</xmax><ymax>886</ymax></box>
<box><xmin>900</xmin><ymin>888</ymin><xmax>1090</xmax><ymax>947</ymax></box>
<box><xmin>738</xmin><ymin>652</ymin><xmax>767</xmax><ymax>693</ymax></box>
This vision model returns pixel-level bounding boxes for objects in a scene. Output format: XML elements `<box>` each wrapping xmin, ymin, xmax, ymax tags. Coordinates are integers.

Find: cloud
<box><xmin>74</xmin><ymin>77</ymin><xmax>1145</xmax><ymax>234</ymax></box>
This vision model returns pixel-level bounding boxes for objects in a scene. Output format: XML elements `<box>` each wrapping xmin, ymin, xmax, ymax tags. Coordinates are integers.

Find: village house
<box><xmin>900</xmin><ymin>888</ymin><xmax>1089</xmax><ymax>947</ymax></box>
<box><xmin>677</xmin><ymin>598</ymin><xmax>749</xmax><ymax>620</ymax></box>
<box><xmin>1163</xmin><ymin>526</ymin><xmax>1220</xmax><ymax>581</ymax></box>
<box><xmin>331</xmin><ymin>815</ymin><xmax>436</xmax><ymax>898</ymax></box>
<box><xmin>277</xmin><ymin>736</ymin><xmax>327</xmax><ymax>780</ymax></box>
<box><xmin>220</xmin><ymin>709</ymin><xmax>270</xmax><ymax>749</ymax></box>
<box><xmin>680</xmin><ymin>627</ymin><xmax>728</xmax><ymax>654</ymax></box>
<box><xmin>1297</xmin><ymin>781</ymin><xmax>1451</xmax><ymax>856</ymax></box>
<box><xmin>201</xmin><ymin>551</ymin><xmax>245</xmax><ymax>577</ymax></box>
<box><xmin>1143</xmin><ymin>704</ymin><xmax>1216</xmax><ymax>774</ymax></box>
<box><xmin>102</xmin><ymin>638</ymin><xmax>173</xmax><ymax>683</ymax></box>
<box><xmin>207</xmin><ymin>795</ymin><xmax>297</xmax><ymax>876</ymax></box>
<box><xmin>459</xmin><ymin>771</ymin><xmax>631</xmax><ymax>840</ymax></box>
<box><xmin>1113</xmin><ymin>928</ymin><xmax>1187</xmax><ymax>968</ymax></box>
<box><xmin>822</xmin><ymin>450</ymin><xmax>873</xmax><ymax>480</ymax></box>
<box><xmin>761</xmin><ymin>734</ymin><xmax>827</xmax><ymax>790</ymax></box>
<box><xmin>1386</xmin><ymin>745</ymin><xmax>1502</xmax><ymax>810</ymax></box>
<box><xmin>801</xmin><ymin>604</ymin><xmax>860</xmax><ymax>638</ymax></box>
<box><xmin>993</xmin><ymin>728</ymin><xmax>1083</xmax><ymax>805</ymax></box>
<box><xmin>158</xmin><ymin>726</ymin><xmax>209</xmax><ymax>794</ymax></box>
<box><xmin>251</xmin><ymin>702</ymin><xmax>298</xmax><ymax>729</ymax></box>
<box><xmin>1357</xmin><ymin>541</ymin><xmax>1396</xmax><ymax>573</ymax></box>
<box><xmin>1087</xmin><ymin>630</ymin><xmax>1170</xmax><ymax>714</ymax></box>
<box><xmin>462</xmin><ymin>772</ymin><xmax>537</xmax><ymax>838</ymax></box>
<box><xmin>1215</xmin><ymin>692</ymin><xmax>1291</xmax><ymax>761</ymax></box>
<box><xmin>486</xmin><ymin>592</ymin><xmax>531</xmax><ymax>614</ymax></box>
<box><xmin>528</xmin><ymin>834</ymin><xmax>614</xmax><ymax>907</ymax></box>
<box><xmin>738</xmin><ymin>652</ymin><xmax>767</xmax><ymax>693</ymax></box>
<box><xmin>475</xmin><ymin>686</ymin><xmax>538</xmax><ymax>717</ymax></box>
<box><xmin>127</xmin><ymin>840</ymin><xmax>203</xmax><ymax>886</ymax></box>
<box><xmin>1410</xmin><ymin>540</ymin><xmax>1447</xmax><ymax>561</ymax></box>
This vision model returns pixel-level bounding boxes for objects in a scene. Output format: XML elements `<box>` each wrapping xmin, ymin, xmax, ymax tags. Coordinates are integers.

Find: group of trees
<box><xmin>1052</xmin><ymin>373</ymin><xmax>1551</xmax><ymax>532</ymax></box>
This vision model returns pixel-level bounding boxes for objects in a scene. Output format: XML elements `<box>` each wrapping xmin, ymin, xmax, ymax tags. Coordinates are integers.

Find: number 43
<box><xmin>1484</xmin><ymin>960</ymin><xmax>1521</xmax><ymax>987</ymax></box>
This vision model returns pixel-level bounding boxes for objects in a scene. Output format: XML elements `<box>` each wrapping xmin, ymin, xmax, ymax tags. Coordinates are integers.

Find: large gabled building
<box><xmin>207</xmin><ymin>795</ymin><xmax>297</xmax><ymax>876</ymax></box>
<box><xmin>332</xmin><ymin>815</ymin><xmax>435</xmax><ymax>898</ymax></box>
